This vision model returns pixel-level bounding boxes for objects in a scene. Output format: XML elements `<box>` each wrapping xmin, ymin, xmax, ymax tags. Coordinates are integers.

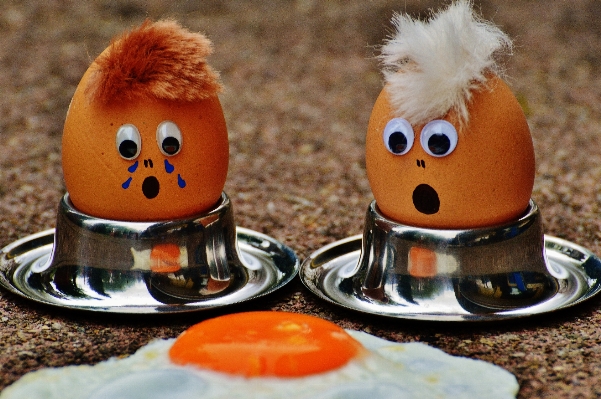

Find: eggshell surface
<box><xmin>366</xmin><ymin>76</ymin><xmax>535</xmax><ymax>229</ymax></box>
<box><xmin>0</xmin><ymin>312</ymin><xmax>519</xmax><ymax>399</ymax></box>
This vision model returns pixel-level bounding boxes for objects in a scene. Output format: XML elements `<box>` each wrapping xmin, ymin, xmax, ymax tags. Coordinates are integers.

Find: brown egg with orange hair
<box><xmin>366</xmin><ymin>1</ymin><xmax>535</xmax><ymax>229</ymax></box>
<box><xmin>62</xmin><ymin>20</ymin><xmax>229</xmax><ymax>221</ymax></box>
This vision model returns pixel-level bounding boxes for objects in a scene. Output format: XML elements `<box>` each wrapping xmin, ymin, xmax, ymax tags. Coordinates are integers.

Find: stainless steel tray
<box><xmin>300</xmin><ymin>234</ymin><xmax>601</xmax><ymax>321</ymax></box>
<box><xmin>0</xmin><ymin>227</ymin><xmax>299</xmax><ymax>314</ymax></box>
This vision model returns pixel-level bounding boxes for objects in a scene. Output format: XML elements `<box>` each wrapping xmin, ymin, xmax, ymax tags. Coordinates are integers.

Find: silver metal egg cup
<box><xmin>0</xmin><ymin>193</ymin><xmax>299</xmax><ymax>313</ymax></box>
<box><xmin>300</xmin><ymin>200</ymin><xmax>601</xmax><ymax>321</ymax></box>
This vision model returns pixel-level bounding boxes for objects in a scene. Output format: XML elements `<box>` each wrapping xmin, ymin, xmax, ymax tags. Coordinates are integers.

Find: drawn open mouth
<box><xmin>412</xmin><ymin>184</ymin><xmax>440</xmax><ymax>215</ymax></box>
<box><xmin>142</xmin><ymin>176</ymin><xmax>160</xmax><ymax>199</ymax></box>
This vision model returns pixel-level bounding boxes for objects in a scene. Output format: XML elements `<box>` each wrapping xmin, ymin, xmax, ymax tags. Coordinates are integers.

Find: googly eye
<box><xmin>383</xmin><ymin>118</ymin><xmax>414</xmax><ymax>155</ymax></box>
<box><xmin>156</xmin><ymin>121</ymin><xmax>182</xmax><ymax>156</ymax></box>
<box><xmin>420</xmin><ymin>120</ymin><xmax>458</xmax><ymax>157</ymax></box>
<box><xmin>116</xmin><ymin>124</ymin><xmax>141</xmax><ymax>160</ymax></box>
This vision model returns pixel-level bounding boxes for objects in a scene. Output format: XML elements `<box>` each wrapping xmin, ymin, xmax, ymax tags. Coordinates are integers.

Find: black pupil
<box><xmin>162</xmin><ymin>137</ymin><xmax>180</xmax><ymax>155</ymax></box>
<box><xmin>428</xmin><ymin>134</ymin><xmax>451</xmax><ymax>155</ymax></box>
<box><xmin>388</xmin><ymin>132</ymin><xmax>408</xmax><ymax>154</ymax></box>
<box><xmin>119</xmin><ymin>140</ymin><xmax>138</xmax><ymax>159</ymax></box>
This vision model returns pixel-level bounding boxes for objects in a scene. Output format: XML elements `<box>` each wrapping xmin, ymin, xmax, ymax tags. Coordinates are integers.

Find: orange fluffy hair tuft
<box><xmin>86</xmin><ymin>19</ymin><xmax>222</xmax><ymax>104</ymax></box>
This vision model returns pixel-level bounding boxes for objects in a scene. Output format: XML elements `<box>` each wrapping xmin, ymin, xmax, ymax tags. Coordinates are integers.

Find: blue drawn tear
<box><xmin>122</xmin><ymin>177</ymin><xmax>133</xmax><ymax>189</ymax></box>
<box><xmin>177</xmin><ymin>174</ymin><xmax>186</xmax><ymax>188</ymax></box>
<box><xmin>128</xmin><ymin>161</ymin><xmax>139</xmax><ymax>173</ymax></box>
<box><xmin>164</xmin><ymin>159</ymin><xmax>175</xmax><ymax>174</ymax></box>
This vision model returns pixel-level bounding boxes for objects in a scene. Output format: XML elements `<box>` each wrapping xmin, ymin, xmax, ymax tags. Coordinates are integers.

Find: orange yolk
<box><xmin>169</xmin><ymin>311</ymin><xmax>364</xmax><ymax>378</ymax></box>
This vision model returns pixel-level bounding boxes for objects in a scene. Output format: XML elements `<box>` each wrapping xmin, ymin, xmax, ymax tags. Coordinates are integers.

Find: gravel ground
<box><xmin>1</xmin><ymin>1</ymin><xmax>601</xmax><ymax>397</ymax></box>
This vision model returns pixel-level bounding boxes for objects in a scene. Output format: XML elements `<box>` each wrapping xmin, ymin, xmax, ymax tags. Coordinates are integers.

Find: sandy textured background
<box><xmin>1</xmin><ymin>0</ymin><xmax>601</xmax><ymax>397</ymax></box>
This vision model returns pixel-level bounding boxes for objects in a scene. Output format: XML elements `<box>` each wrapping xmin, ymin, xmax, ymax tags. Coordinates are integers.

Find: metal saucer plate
<box><xmin>300</xmin><ymin>235</ymin><xmax>601</xmax><ymax>321</ymax></box>
<box><xmin>0</xmin><ymin>227</ymin><xmax>299</xmax><ymax>314</ymax></box>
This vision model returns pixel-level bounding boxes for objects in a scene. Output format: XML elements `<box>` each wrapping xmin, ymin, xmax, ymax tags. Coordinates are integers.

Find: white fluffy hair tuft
<box><xmin>380</xmin><ymin>0</ymin><xmax>512</xmax><ymax>126</ymax></box>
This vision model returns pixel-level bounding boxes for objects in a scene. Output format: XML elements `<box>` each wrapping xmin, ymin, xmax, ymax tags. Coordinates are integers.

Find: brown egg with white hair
<box><xmin>366</xmin><ymin>0</ymin><xmax>535</xmax><ymax>229</ymax></box>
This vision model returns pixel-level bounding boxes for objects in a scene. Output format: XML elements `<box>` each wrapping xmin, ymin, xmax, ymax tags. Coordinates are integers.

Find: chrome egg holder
<box><xmin>300</xmin><ymin>200</ymin><xmax>601</xmax><ymax>321</ymax></box>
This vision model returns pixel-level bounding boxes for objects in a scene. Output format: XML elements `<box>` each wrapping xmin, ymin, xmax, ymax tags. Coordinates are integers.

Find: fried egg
<box><xmin>0</xmin><ymin>312</ymin><xmax>518</xmax><ymax>399</ymax></box>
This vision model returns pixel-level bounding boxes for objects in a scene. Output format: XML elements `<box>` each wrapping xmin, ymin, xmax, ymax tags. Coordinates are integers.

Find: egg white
<box><xmin>0</xmin><ymin>330</ymin><xmax>518</xmax><ymax>399</ymax></box>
